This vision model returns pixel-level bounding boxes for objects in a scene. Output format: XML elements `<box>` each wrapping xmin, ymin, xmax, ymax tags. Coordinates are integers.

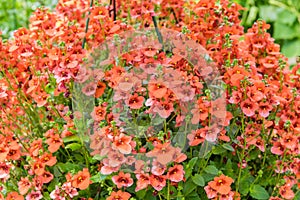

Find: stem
<box><xmin>113</xmin><ymin>0</ymin><xmax>116</xmax><ymax>21</ymax></box>
<box><xmin>152</xmin><ymin>15</ymin><xmax>165</xmax><ymax>51</ymax></box>
<box><xmin>82</xmin><ymin>0</ymin><xmax>94</xmax><ymax>49</ymax></box>
<box><xmin>236</xmin><ymin>114</ymin><xmax>246</xmax><ymax>194</ymax></box>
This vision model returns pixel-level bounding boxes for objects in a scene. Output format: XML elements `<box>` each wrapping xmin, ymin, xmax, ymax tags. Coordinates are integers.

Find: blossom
<box><xmin>25</xmin><ymin>190</ymin><xmax>43</xmax><ymax>200</ymax></box>
<box><xmin>135</xmin><ymin>173</ymin><xmax>150</xmax><ymax>192</ymax></box>
<box><xmin>207</xmin><ymin>174</ymin><xmax>234</xmax><ymax>195</ymax></box>
<box><xmin>6</xmin><ymin>192</ymin><xmax>24</xmax><ymax>200</ymax></box>
<box><xmin>112</xmin><ymin>133</ymin><xmax>132</xmax><ymax>154</ymax></box>
<box><xmin>146</xmin><ymin>142</ymin><xmax>176</xmax><ymax>165</ymax></box>
<box><xmin>126</xmin><ymin>93</ymin><xmax>145</xmax><ymax>109</ymax></box>
<box><xmin>71</xmin><ymin>168</ymin><xmax>91</xmax><ymax>190</ymax></box>
<box><xmin>18</xmin><ymin>177</ymin><xmax>32</xmax><ymax>195</ymax></box>
<box><xmin>107</xmin><ymin>190</ymin><xmax>131</xmax><ymax>200</ymax></box>
<box><xmin>149</xmin><ymin>174</ymin><xmax>166</xmax><ymax>191</ymax></box>
<box><xmin>167</xmin><ymin>164</ymin><xmax>185</xmax><ymax>182</ymax></box>
<box><xmin>240</xmin><ymin>99</ymin><xmax>258</xmax><ymax>117</ymax></box>
<box><xmin>112</xmin><ymin>171</ymin><xmax>133</xmax><ymax>188</ymax></box>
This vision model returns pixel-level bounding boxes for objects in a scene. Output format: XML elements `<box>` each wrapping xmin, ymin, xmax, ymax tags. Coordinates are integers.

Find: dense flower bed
<box><xmin>0</xmin><ymin>0</ymin><xmax>299</xmax><ymax>199</ymax></box>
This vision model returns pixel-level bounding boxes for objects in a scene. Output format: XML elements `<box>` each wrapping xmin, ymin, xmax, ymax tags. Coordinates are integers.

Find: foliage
<box><xmin>0</xmin><ymin>0</ymin><xmax>299</xmax><ymax>200</ymax></box>
<box><xmin>233</xmin><ymin>0</ymin><xmax>300</xmax><ymax>58</ymax></box>
<box><xmin>0</xmin><ymin>0</ymin><xmax>57</xmax><ymax>39</ymax></box>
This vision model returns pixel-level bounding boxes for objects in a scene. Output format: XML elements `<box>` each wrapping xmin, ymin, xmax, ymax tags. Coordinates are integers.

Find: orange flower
<box><xmin>18</xmin><ymin>177</ymin><xmax>32</xmax><ymax>195</ymax></box>
<box><xmin>95</xmin><ymin>81</ymin><xmax>106</xmax><ymax>98</ymax></box>
<box><xmin>112</xmin><ymin>171</ymin><xmax>133</xmax><ymax>188</ymax></box>
<box><xmin>45</xmin><ymin>134</ymin><xmax>63</xmax><ymax>153</ymax></box>
<box><xmin>148</xmin><ymin>81</ymin><xmax>168</xmax><ymax>99</ymax></box>
<box><xmin>135</xmin><ymin>173</ymin><xmax>150</xmax><ymax>192</ymax></box>
<box><xmin>72</xmin><ymin>168</ymin><xmax>91</xmax><ymax>190</ymax></box>
<box><xmin>6</xmin><ymin>191</ymin><xmax>24</xmax><ymax>200</ymax></box>
<box><xmin>32</xmin><ymin>160</ymin><xmax>45</xmax><ymax>176</ymax></box>
<box><xmin>167</xmin><ymin>164</ymin><xmax>185</xmax><ymax>182</ymax></box>
<box><xmin>91</xmin><ymin>105</ymin><xmax>106</xmax><ymax>121</ymax></box>
<box><xmin>146</xmin><ymin>142</ymin><xmax>176</xmax><ymax>165</ymax></box>
<box><xmin>40</xmin><ymin>153</ymin><xmax>57</xmax><ymax>166</ymax></box>
<box><xmin>112</xmin><ymin>133</ymin><xmax>132</xmax><ymax>154</ymax></box>
<box><xmin>279</xmin><ymin>184</ymin><xmax>294</xmax><ymax>200</ymax></box>
<box><xmin>126</xmin><ymin>93</ymin><xmax>144</xmax><ymax>109</ymax></box>
<box><xmin>208</xmin><ymin>174</ymin><xmax>234</xmax><ymax>195</ymax></box>
<box><xmin>240</xmin><ymin>99</ymin><xmax>258</xmax><ymax>117</ymax></box>
<box><xmin>107</xmin><ymin>190</ymin><xmax>131</xmax><ymax>200</ymax></box>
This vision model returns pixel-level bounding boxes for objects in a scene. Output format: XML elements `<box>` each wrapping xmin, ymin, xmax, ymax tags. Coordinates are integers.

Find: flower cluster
<box><xmin>0</xmin><ymin>0</ymin><xmax>299</xmax><ymax>199</ymax></box>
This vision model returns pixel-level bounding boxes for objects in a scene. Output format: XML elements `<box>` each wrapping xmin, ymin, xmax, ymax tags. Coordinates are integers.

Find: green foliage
<box><xmin>0</xmin><ymin>0</ymin><xmax>57</xmax><ymax>39</ymax></box>
<box><xmin>233</xmin><ymin>0</ymin><xmax>300</xmax><ymax>58</ymax></box>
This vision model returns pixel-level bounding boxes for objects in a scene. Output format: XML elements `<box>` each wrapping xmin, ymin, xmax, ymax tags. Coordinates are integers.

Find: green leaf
<box><xmin>56</xmin><ymin>162</ymin><xmax>80</xmax><ymax>173</ymax></box>
<box><xmin>274</xmin><ymin>22</ymin><xmax>298</xmax><ymax>40</ymax></box>
<box><xmin>63</xmin><ymin>135</ymin><xmax>81</xmax><ymax>143</ymax></box>
<box><xmin>204</xmin><ymin>165</ymin><xmax>218</xmax><ymax>175</ymax></box>
<box><xmin>183</xmin><ymin>178</ymin><xmax>197</xmax><ymax>196</ymax></box>
<box><xmin>136</xmin><ymin>189</ymin><xmax>147</xmax><ymax>199</ymax></box>
<box><xmin>282</xmin><ymin>39</ymin><xmax>300</xmax><ymax>58</ymax></box>
<box><xmin>259</xmin><ymin>5</ymin><xmax>282</xmax><ymax>22</ymax></box>
<box><xmin>185</xmin><ymin>157</ymin><xmax>198</xmax><ymax>179</ymax></box>
<box><xmin>277</xmin><ymin>10</ymin><xmax>297</xmax><ymax>25</ymax></box>
<box><xmin>192</xmin><ymin>174</ymin><xmax>205</xmax><ymax>186</ymax></box>
<box><xmin>212</xmin><ymin>145</ymin><xmax>226</xmax><ymax>155</ymax></box>
<box><xmin>250</xmin><ymin>185</ymin><xmax>270</xmax><ymax>200</ymax></box>
<box><xmin>222</xmin><ymin>143</ymin><xmax>234</xmax><ymax>152</ymax></box>
<box><xmin>92</xmin><ymin>154</ymin><xmax>106</xmax><ymax>161</ymax></box>
<box><xmin>90</xmin><ymin>172</ymin><xmax>107</xmax><ymax>183</ymax></box>
<box><xmin>65</xmin><ymin>143</ymin><xmax>82</xmax><ymax>151</ymax></box>
<box><xmin>239</xmin><ymin>172</ymin><xmax>255</xmax><ymax>196</ymax></box>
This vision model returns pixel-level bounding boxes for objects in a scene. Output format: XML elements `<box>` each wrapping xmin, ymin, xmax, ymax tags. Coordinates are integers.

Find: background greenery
<box><xmin>233</xmin><ymin>0</ymin><xmax>300</xmax><ymax>60</ymax></box>
<box><xmin>0</xmin><ymin>0</ymin><xmax>57</xmax><ymax>39</ymax></box>
<box><xmin>0</xmin><ymin>0</ymin><xmax>299</xmax><ymax>59</ymax></box>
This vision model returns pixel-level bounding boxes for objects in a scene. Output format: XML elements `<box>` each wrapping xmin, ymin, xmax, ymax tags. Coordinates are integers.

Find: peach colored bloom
<box><xmin>208</xmin><ymin>174</ymin><xmax>234</xmax><ymax>195</ymax></box>
<box><xmin>112</xmin><ymin>171</ymin><xmax>133</xmax><ymax>188</ymax></box>
<box><xmin>72</xmin><ymin>168</ymin><xmax>91</xmax><ymax>190</ymax></box>
<box><xmin>107</xmin><ymin>190</ymin><xmax>131</xmax><ymax>200</ymax></box>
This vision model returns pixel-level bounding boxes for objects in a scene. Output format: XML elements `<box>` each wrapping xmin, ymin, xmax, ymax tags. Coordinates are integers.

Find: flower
<box><xmin>107</xmin><ymin>190</ymin><xmax>131</xmax><ymax>200</ymax></box>
<box><xmin>72</xmin><ymin>168</ymin><xmax>91</xmax><ymax>190</ymax></box>
<box><xmin>126</xmin><ymin>93</ymin><xmax>145</xmax><ymax>109</ymax></box>
<box><xmin>149</xmin><ymin>174</ymin><xmax>166</xmax><ymax>191</ymax></box>
<box><xmin>112</xmin><ymin>171</ymin><xmax>133</xmax><ymax>188</ymax></box>
<box><xmin>146</xmin><ymin>142</ymin><xmax>176</xmax><ymax>165</ymax></box>
<box><xmin>240</xmin><ymin>99</ymin><xmax>258</xmax><ymax>117</ymax></box>
<box><xmin>135</xmin><ymin>173</ymin><xmax>150</xmax><ymax>192</ymax></box>
<box><xmin>18</xmin><ymin>177</ymin><xmax>32</xmax><ymax>195</ymax></box>
<box><xmin>112</xmin><ymin>133</ymin><xmax>132</xmax><ymax>154</ymax></box>
<box><xmin>207</xmin><ymin>174</ymin><xmax>234</xmax><ymax>195</ymax></box>
<box><xmin>167</xmin><ymin>164</ymin><xmax>185</xmax><ymax>182</ymax></box>
<box><xmin>25</xmin><ymin>190</ymin><xmax>43</xmax><ymax>200</ymax></box>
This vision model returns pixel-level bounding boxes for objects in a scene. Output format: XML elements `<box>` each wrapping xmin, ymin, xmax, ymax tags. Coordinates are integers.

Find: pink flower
<box><xmin>112</xmin><ymin>171</ymin><xmax>134</xmax><ymax>188</ymax></box>
<box><xmin>167</xmin><ymin>164</ymin><xmax>185</xmax><ymax>182</ymax></box>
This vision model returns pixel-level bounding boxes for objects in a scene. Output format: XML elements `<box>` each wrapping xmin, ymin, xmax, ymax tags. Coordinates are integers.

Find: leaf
<box><xmin>212</xmin><ymin>145</ymin><xmax>226</xmax><ymax>155</ymax></box>
<box><xmin>239</xmin><ymin>172</ymin><xmax>255</xmax><ymax>196</ymax></box>
<box><xmin>90</xmin><ymin>172</ymin><xmax>107</xmax><ymax>183</ymax></box>
<box><xmin>282</xmin><ymin>39</ymin><xmax>300</xmax><ymax>58</ymax></box>
<box><xmin>250</xmin><ymin>185</ymin><xmax>270</xmax><ymax>200</ymax></box>
<box><xmin>183</xmin><ymin>178</ymin><xmax>197</xmax><ymax>196</ymax></box>
<box><xmin>204</xmin><ymin>165</ymin><xmax>218</xmax><ymax>175</ymax></box>
<box><xmin>136</xmin><ymin>189</ymin><xmax>147</xmax><ymax>199</ymax></box>
<box><xmin>185</xmin><ymin>157</ymin><xmax>198</xmax><ymax>179</ymax></box>
<box><xmin>274</xmin><ymin>22</ymin><xmax>298</xmax><ymax>40</ymax></box>
<box><xmin>92</xmin><ymin>154</ymin><xmax>106</xmax><ymax>161</ymax></box>
<box><xmin>277</xmin><ymin>10</ymin><xmax>297</xmax><ymax>25</ymax></box>
<box><xmin>222</xmin><ymin>143</ymin><xmax>234</xmax><ymax>152</ymax></box>
<box><xmin>56</xmin><ymin>162</ymin><xmax>80</xmax><ymax>173</ymax></box>
<box><xmin>259</xmin><ymin>5</ymin><xmax>282</xmax><ymax>22</ymax></box>
<box><xmin>192</xmin><ymin>174</ymin><xmax>205</xmax><ymax>186</ymax></box>
<box><xmin>65</xmin><ymin>143</ymin><xmax>82</xmax><ymax>151</ymax></box>
<box><xmin>63</xmin><ymin>135</ymin><xmax>81</xmax><ymax>143</ymax></box>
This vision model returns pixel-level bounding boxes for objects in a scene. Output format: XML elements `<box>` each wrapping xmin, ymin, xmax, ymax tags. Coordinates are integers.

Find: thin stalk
<box><xmin>82</xmin><ymin>0</ymin><xmax>94</xmax><ymax>49</ymax></box>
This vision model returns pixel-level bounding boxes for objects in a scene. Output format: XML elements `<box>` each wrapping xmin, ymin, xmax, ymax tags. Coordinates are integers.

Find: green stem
<box><xmin>82</xmin><ymin>0</ymin><xmax>94</xmax><ymax>49</ymax></box>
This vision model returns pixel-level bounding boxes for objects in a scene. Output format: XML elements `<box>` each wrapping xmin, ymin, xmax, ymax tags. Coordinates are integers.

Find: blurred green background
<box><xmin>0</xmin><ymin>0</ymin><xmax>57</xmax><ymax>39</ymax></box>
<box><xmin>0</xmin><ymin>0</ymin><xmax>299</xmax><ymax>60</ymax></box>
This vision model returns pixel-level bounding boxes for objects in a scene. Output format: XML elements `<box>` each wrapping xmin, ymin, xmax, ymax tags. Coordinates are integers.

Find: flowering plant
<box><xmin>0</xmin><ymin>0</ymin><xmax>299</xmax><ymax>200</ymax></box>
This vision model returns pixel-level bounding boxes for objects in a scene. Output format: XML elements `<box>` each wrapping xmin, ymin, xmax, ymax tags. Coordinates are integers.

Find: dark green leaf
<box><xmin>222</xmin><ymin>143</ymin><xmax>234</xmax><ymax>152</ymax></box>
<box><xmin>90</xmin><ymin>172</ymin><xmax>107</xmax><ymax>183</ymax></box>
<box><xmin>250</xmin><ymin>184</ymin><xmax>270</xmax><ymax>199</ymax></box>
<box><xmin>65</xmin><ymin>143</ymin><xmax>82</xmax><ymax>151</ymax></box>
<box><xmin>192</xmin><ymin>174</ymin><xmax>205</xmax><ymax>186</ymax></box>
<box><xmin>204</xmin><ymin>165</ymin><xmax>218</xmax><ymax>175</ymax></box>
<box><xmin>183</xmin><ymin>178</ymin><xmax>197</xmax><ymax>196</ymax></box>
